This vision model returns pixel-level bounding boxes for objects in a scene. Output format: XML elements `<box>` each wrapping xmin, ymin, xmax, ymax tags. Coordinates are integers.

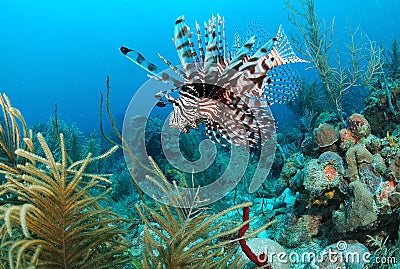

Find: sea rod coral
<box><xmin>284</xmin><ymin>0</ymin><xmax>383</xmax><ymax>123</ymax></box>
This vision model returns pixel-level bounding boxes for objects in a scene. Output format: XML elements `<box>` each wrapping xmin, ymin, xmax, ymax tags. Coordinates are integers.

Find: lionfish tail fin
<box><xmin>273</xmin><ymin>25</ymin><xmax>308</xmax><ymax>65</ymax></box>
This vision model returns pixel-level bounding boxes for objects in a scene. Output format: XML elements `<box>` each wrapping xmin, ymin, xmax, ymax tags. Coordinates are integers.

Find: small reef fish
<box><xmin>121</xmin><ymin>15</ymin><xmax>307</xmax><ymax>147</ymax></box>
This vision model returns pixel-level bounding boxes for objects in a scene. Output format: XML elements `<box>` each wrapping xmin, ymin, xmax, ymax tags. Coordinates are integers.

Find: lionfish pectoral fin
<box><xmin>205</xmin><ymin>120</ymin><xmax>229</xmax><ymax>147</ymax></box>
<box><xmin>120</xmin><ymin>46</ymin><xmax>184</xmax><ymax>88</ymax></box>
<box><xmin>262</xmin><ymin>65</ymin><xmax>301</xmax><ymax>104</ymax></box>
<box><xmin>119</xmin><ymin>46</ymin><xmax>158</xmax><ymax>75</ymax></box>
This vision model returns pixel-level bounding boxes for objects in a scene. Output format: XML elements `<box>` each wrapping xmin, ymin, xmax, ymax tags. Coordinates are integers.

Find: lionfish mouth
<box><xmin>120</xmin><ymin>14</ymin><xmax>307</xmax><ymax>147</ymax></box>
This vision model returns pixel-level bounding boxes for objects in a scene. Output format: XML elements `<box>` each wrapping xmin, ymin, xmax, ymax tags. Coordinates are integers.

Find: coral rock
<box><xmin>272</xmin><ymin>214</ymin><xmax>321</xmax><ymax>248</ymax></box>
<box><xmin>314</xmin><ymin>242</ymin><xmax>370</xmax><ymax>269</ymax></box>
<box><xmin>304</xmin><ymin>152</ymin><xmax>345</xmax><ymax>197</ymax></box>
<box><xmin>387</xmin><ymin>155</ymin><xmax>400</xmax><ymax>181</ymax></box>
<box><xmin>348</xmin><ymin>113</ymin><xmax>371</xmax><ymax>139</ymax></box>
<box><xmin>323</xmin><ymin>165</ymin><xmax>338</xmax><ymax>182</ymax></box>
<box><xmin>339</xmin><ymin>128</ymin><xmax>358</xmax><ymax>150</ymax></box>
<box><xmin>377</xmin><ymin>180</ymin><xmax>396</xmax><ymax>203</ymax></box>
<box><xmin>344</xmin><ymin>145</ymin><xmax>374</xmax><ymax>181</ymax></box>
<box><xmin>388</xmin><ymin>186</ymin><xmax>400</xmax><ymax>209</ymax></box>
<box><xmin>358</xmin><ymin>163</ymin><xmax>382</xmax><ymax>194</ymax></box>
<box><xmin>360</xmin><ymin>134</ymin><xmax>381</xmax><ymax>154</ymax></box>
<box><xmin>314</xmin><ymin>123</ymin><xmax>338</xmax><ymax>148</ymax></box>
<box><xmin>333</xmin><ymin>181</ymin><xmax>377</xmax><ymax>233</ymax></box>
<box><xmin>238</xmin><ymin>238</ymin><xmax>289</xmax><ymax>269</ymax></box>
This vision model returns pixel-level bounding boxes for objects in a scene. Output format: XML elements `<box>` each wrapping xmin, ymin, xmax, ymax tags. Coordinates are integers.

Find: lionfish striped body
<box><xmin>121</xmin><ymin>15</ymin><xmax>307</xmax><ymax>147</ymax></box>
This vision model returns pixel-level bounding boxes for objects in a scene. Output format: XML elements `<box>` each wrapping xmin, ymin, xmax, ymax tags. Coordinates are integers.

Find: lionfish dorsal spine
<box><xmin>239</xmin><ymin>38</ymin><xmax>275</xmax><ymax>72</ymax></box>
<box><xmin>216</xmin><ymin>14</ymin><xmax>228</xmax><ymax>68</ymax></box>
<box><xmin>174</xmin><ymin>16</ymin><xmax>200</xmax><ymax>79</ymax></box>
<box><xmin>219</xmin><ymin>15</ymin><xmax>227</xmax><ymax>62</ymax></box>
<box><xmin>195</xmin><ymin>21</ymin><xmax>206</xmax><ymax>63</ymax></box>
<box><xmin>225</xmin><ymin>35</ymin><xmax>256</xmax><ymax>71</ymax></box>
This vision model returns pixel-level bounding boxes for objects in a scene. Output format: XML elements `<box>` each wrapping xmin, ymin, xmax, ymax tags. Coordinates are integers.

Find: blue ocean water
<box><xmin>0</xmin><ymin>0</ymin><xmax>399</xmax><ymax>133</ymax></box>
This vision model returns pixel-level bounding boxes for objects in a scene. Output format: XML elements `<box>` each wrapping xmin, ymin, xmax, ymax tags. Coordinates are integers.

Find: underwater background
<box><xmin>0</xmin><ymin>0</ymin><xmax>399</xmax><ymax>133</ymax></box>
<box><xmin>0</xmin><ymin>0</ymin><xmax>400</xmax><ymax>268</ymax></box>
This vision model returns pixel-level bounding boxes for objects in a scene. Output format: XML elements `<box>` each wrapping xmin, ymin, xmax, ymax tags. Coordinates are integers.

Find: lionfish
<box><xmin>120</xmin><ymin>15</ymin><xmax>306</xmax><ymax>147</ymax></box>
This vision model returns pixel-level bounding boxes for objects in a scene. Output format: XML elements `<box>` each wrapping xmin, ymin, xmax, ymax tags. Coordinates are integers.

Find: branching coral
<box><xmin>0</xmin><ymin>94</ymin><xmax>33</xmax><ymax>177</ymax></box>
<box><xmin>383</xmin><ymin>38</ymin><xmax>400</xmax><ymax>78</ymax></box>
<box><xmin>0</xmin><ymin>133</ymin><xmax>130</xmax><ymax>268</ymax></box>
<box><xmin>284</xmin><ymin>0</ymin><xmax>384</xmax><ymax>123</ymax></box>
<box><xmin>99</xmin><ymin>75</ymin><xmax>145</xmax><ymax>202</ymax></box>
<box><xmin>0</xmin><ymin>94</ymin><xmax>130</xmax><ymax>268</ymax></box>
<box><xmin>137</xmin><ymin>158</ymin><xmax>274</xmax><ymax>269</ymax></box>
<box><xmin>287</xmin><ymin>81</ymin><xmax>323</xmax><ymax>116</ymax></box>
<box><xmin>366</xmin><ymin>233</ymin><xmax>399</xmax><ymax>269</ymax></box>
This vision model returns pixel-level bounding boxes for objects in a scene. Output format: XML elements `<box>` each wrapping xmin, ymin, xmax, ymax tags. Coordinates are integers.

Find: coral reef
<box><xmin>1</xmin><ymin>1</ymin><xmax>399</xmax><ymax>266</ymax></box>
<box><xmin>344</xmin><ymin>144</ymin><xmax>374</xmax><ymax>180</ymax></box>
<box><xmin>348</xmin><ymin>113</ymin><xmax>371</xmax><ymax>139</ymax></box>
<box><xmin>333</xmin><ymin>181</ymin><xmax>377</xmax><ymax>233</ymax></box>
<box><xmin>313</xmin><ymin>123</ymin><xmax>338</xmax><ymax>150</ymax></box>
<box><xmin>135</xmin><ymin>160</ymin><xmax>274</xmax><ymax>269</ymax></box>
